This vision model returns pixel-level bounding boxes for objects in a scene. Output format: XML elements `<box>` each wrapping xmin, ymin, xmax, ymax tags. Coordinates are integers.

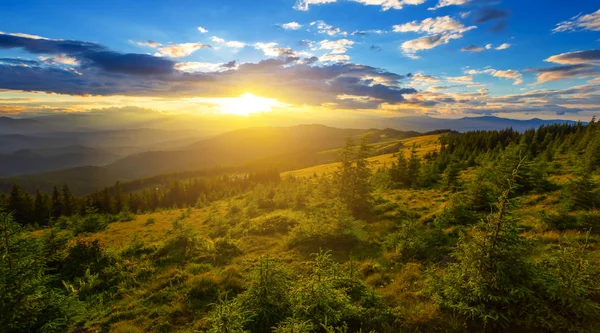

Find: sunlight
<box><xmin>218</xmin><ymin>93</ymin><xmax>280</xmax><ymax>116</ymax></box>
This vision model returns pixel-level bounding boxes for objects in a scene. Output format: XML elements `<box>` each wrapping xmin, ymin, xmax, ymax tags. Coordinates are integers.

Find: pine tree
<box><xmin>407</xmin><ymin>144</ymin><xmax>421</xmax><ymax>188</ymax></box>
<box><xmin>62</xmin><ymin>184</ymin><xmax>75</xmax><ymax>216</ymax></box>
<box><xmin>51</xmin><ymin>186</ymin><xmax>63</xmax><ymax>219</ymax></box>
<box><xmin>390</xmin><ymin>148</ymin><xmax>409</xmax><ymax>188</ymax></box>
<box><xmin>33</xmin><ymin>190</ymin><xmax>48</xmax><ymax>226</ymax></box>
<box><xmin>434</xmin><ymin>160</ymin><xmax>537</xmax><ymax>330</ymax></box>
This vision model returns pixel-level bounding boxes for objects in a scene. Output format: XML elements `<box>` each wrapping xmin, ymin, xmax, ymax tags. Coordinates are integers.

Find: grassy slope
<box><xmin>284</xmin><ymin>134</ymin><xmax>442</xmax><ymax>178</ymax></box>
<box><xmin>49</xmin><ymin>132</ymin><xmax>600</xmax><ymax>332</ymax></box>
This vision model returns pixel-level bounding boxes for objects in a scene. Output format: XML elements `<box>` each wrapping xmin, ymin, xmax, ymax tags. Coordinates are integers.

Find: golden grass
<box><xmin>284</xmin><ymin>134</ymin><xmax>442</xmax><ymax>178</ymax></box>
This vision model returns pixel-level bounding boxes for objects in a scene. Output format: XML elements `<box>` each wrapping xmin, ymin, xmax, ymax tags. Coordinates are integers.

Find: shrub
<box><xmin>214</xmin><ymin>237</ymin><xmax>243</xmax><ymax>265</ymax></box>
<box><xmin>61</xmin><ymin>237</ymin><xmax>111</xmax><ymax>280</ymax></box>
<box><xmin>144</xmin><ymin>217</ymin><xmax>156</xmax><ymax>226</ymax></box>
<box><xmin>248</xmin><ymin>213</ymin><xmax>299</xmax><ymax>235</ymax></box>
<box><xmin>74</xmin><ymin>209</ymin><xmax>109</xmax><ymax>235</ymax></box>
<box><xmin>287</xmin><ymin>201</ymin><xmax>365</xmax><ymax>250</ymax></box>
<box><xmin>117</xmin><ymin>210</ymin><xmax>136</xmax><ymax>222</ymax></box>
<box><xmin>187</xmin><ymin>273</ymin><xmax>222</xmax><ymax>309</ymax></box>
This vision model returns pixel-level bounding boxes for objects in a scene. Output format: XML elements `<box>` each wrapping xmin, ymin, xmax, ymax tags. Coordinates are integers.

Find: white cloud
<box><xmin>428</xmin><ymin>0</ymin><xmax>471</xmax><ymax>10</ymax></box>
<box><xmin>158</xmin><ymin>43</ymin><xmax>211</xmax><ymax>57</ymax></box>
<box><xmin>485</xmin><ymin>44</ymin><xmax>492</xmax><ymax>50</ymax></box>
<box><xmin>319</xmin><ymin>54</ymin><xmax>350</xmax><ymax>62</ymax></box>
<box><xmin>553</xmin><ymin>9</ymin><xmax>600</xmax><ymax>33</ymax></box>
<box><xmin>281</xmin><ymin>22</ymin><xmax>302</xmax><ymax>30</ymax></box>
<box><xmin>254</xmin><ymin>42</ymin><xmax>302</xmax><ymax>59</ymax></box>
<box><xmin>461</xmin><ymin>45</ymin><xmax>484</xmax><ymax>52</ymax></box>
<box><xmin>175</xmin><ymin>62</ymin><xmax>228</xmax><ymax>73</ymax></box>
<box><xmin>197</xmin><ymin>26</ymin><xmax>208</xmax><ymax>33</ymax></box>
<box><xmin>310</xmin><ymin>20</ymin><xmax>347</xmax><ymax>36</ymax></box>
<box><xmin>39</xmin><ymin>54</ymin><xmax>80</xmax><ymax>66</ymax></box>
<box><xmin>353</xmin><ymin>0</ymin><xmax>426</xmax><ymax>11</ymax></box>
<box><xmin>211</xmin><ymin>36</ymin><xmax>246</xmax><ymax>49</ymax></box>
<box><xmin>447</xmin><ymin>75</ymin><xmax>474</xmax><ymax>84</ymax></box>
<box><xmin>394</xmin><ymin>16</ymin><xmax>475</xmax><ymax>58</ymax></box>
<box><xmin>496</xmin><ymin>43</ymin><xmax>511</xmax><ymax>50</ymax></box>
<box><xmin>136</xmin><ymin>40</ymin><xmax>162</xmax><ymax>48</ymax></box>
<box><xmin>468</xmin><ymin>68</ymin><xmax>523</xmax><ymax>85</ymax></box>
<box><xmin>0</xmin><ymin>31</ymin><xmax>50</xmax><ymax>40</ymax></box>
<box><xmin>319</xmin><ymin>39</ymin><xmax>355</xmax><ymax>54</ymax></box>
<box><xmin>411</xmin><ymin>73</ymin><xmax>440</xmax><ymax>84</ymax></box>
<box><xmin>393</xmin><ymin>16</ymin><xmax>475</xmax><ymax>34</ymax></box>
<box><xmin>294</xmin><ymin>0</ymin><xmax>337</xmax><ymax>11</ymax></box>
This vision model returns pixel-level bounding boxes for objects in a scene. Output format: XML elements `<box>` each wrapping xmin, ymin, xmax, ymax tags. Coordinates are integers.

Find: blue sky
<box><xmin>0</xmin><ymin>0</ymin><xmax>599</xmax><ymax>120</ymax></box>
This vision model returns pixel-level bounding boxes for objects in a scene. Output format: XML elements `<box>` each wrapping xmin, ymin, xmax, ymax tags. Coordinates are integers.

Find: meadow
<box><xmin>2</xmin><ymin>122</ymin><xmax>600</xmax><ymax>333</ymax></box>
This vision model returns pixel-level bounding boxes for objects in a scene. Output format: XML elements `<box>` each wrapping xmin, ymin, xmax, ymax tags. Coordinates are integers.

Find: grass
<box><xmin>284</xmin><ymin>134</ymin><xmax>442</xmax><ymax>178</ymax></box>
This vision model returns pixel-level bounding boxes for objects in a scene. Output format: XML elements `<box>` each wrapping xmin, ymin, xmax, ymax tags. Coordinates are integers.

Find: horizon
<box><xmin>0</xmin><ymin>1</ymin><xmax>599</xmax><ymax>123</ymax></box>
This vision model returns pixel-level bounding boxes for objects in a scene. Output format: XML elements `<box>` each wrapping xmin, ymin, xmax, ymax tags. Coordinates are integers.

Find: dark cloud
<box><xmin>461</xmin><ymin>44</ymin><xmax>484</xmax><ymax>52</ymax></box>
<box><xmin>546</xmin><ymin>50</ymin><xmax>600</xmax><ymax>65</ymax></box>
<box><xmin>0</xmin><ymin>33</ymin><xmax>175</xmax><ymax>75</ymax></box>
<box><xmin>0</xmin><ymin>32</ymin><xmax>420</xmax><ymax>109</ymax></box>
<box><xmin>473</xmin><ymin>8</ymin><xmax>508</xmax><ymax>23</ymax></box>
<box><xmin>370</xmin><ymin>45</ymin><xmax>382</xmax><ymax>52</ymax></box>
<box><xmin>221</xmin><ymin>60</ymin><xmax>237</xmax><ymax>68</ymax></box>
<box><xmin>472</xmin><ymin>8</ymin><xmax>509</xmax><ymax>32</ymax></box>
<box><xmin>0</xmin><ymin>57</ymin><xmax>40</xmax><ymax>66</ymax></box>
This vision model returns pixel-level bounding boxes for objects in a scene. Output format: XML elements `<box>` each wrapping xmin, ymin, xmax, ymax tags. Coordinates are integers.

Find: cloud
<box><xmin>353</xmin><ymin>0</ymin><xmax>426</xmax><ymax>11</ymax></box>
<box><xmin>545</xmin><ymin>50</ymin><xmax>600</xmax><ymax>65</ymax></box>
<box><xmin>428</xmin><ymin>0</ymin><xmax>470</xmax><ymax>10</ymax></box>
<box><xmin>370</xmin><ymin>45</ymin><xmax>382</xmax><ymax>52</ymax></box>
<box><xmin>553</xmin><ymin>9</ymin><xmax>600</xmax><ymax>33</ymax></box>
<box><xmin>467</xmin><ymin>67</ymin><xmax>523</xmax><ymax>85</ymax></box>
<box><xmin>136</xmin><ymin>40</ymin><xmax>162</xmax><ymax>48</ymax></box>
<box><xmin>319</xmin><ymin>39</ymin><xmax>355</xmax><ymax>54</ymax></box>
<box><xmin>298</xmin><ymin>40</ymin><xmax>314</xmax><ymax>48</ymax></box>
<box><xmin>175</xmin><ymin>62</ymin><xmax>230</xmax><ymax>72</ymax></box>
<box><xmin>197</xmin><ymin>26</ymin><xmax>208</xmax><ymax>33</ymax></box>
<box><xmin>495</xmin><ymin>43</ymin><xmax>510</xmax><ymax>50</ymax></box>
<box><xmin>39</xmin><ymin>54</ymin><xmax>80</xmax><ymax>66</ymax></box>
<box><xmin>393</xmin><ymin>16</ymin><xmax>474</xmax><ymax>34</ymax></box>
<box><xmin>254</xmin><ymin>42</ymin><xmax>301</xmax><ymax>60</ymax></box>
<box><xmin>0</xmin><ymin>33</ymin><xmax>176</xmax><ymax>75</ymax></box>
<box><xmin>294</xmin><ymin>0</ymin><xmax>336</xmax><ymax>11</ymax></box>
<box><xmin>351</xmin><ymin>29</ymin><xmax>386</xmax><ymax>36</ymax></box>
<box><xmin>281</xmin><ymin>22</ymin><xmax>302</xmax><ymax>30</ymax></box>
<box><xmin>0</xmin><ymin>57</ymin><xmax>40</xmax><ymax>66</ymax></box>
<box><xmin>319</xmin><ymin>54</ymin><xmax>351</xmax><ymax>62</ymax></box>
<box><xmin>461</xmin><ymin>44</ymin><xmax>484</xmax><ymax>52</ymax></box>
<box><xmin>157</xmin><ymin>43</ymin><xmax>211</xmax><ymax>57</ymax></box>
<box><xmin>394</xmin><ymin>16</ymin><xmax>476</xmax><ymax>58</ymax></box>
<box><xmin>527</xmin><ymin>64</ymin><xmax>599</xmax><ymax>83</ymax></box>
<box><xmin>211</xmin><ymin>36</ymin><xmax>246</xmax><ymax>49</ymax></box>
<box><xmin>472</xmin><ymin>8</ymin><xmax>508</xmax><ymax>23</ymax></box>
<box><xmin>411</xmin><ymin>73</ymin><xmax>440</xmax><ymax>84</ymax></box>
<box><xmin>310</xmin><ymin>20</ymin><xmax>347</xmax><ymax>36</ymax></box>
<box><xmin>400</xmin><ymin>34</ymin><xmax>462</xmax><ymax>58</ymax></box>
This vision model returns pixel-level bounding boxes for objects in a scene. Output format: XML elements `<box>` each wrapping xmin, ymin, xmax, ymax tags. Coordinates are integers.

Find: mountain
<box><xmin>329</xmin><ymin>116</ymin><xmax>579</xmax><ymax>133</ymax></box>
<box><xmin>0</xmin><ymin>146</ymin><xmax>119</xmax><ymax>177</ymax></box>
<box><xmin>0</xmin><ymin>125</ymin><xmax>420</xmax><ymax>194</ymax></box>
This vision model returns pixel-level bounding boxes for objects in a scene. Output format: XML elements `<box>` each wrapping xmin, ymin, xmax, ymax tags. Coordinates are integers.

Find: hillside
<box><xmin>0</xmin><ymin>125</ymin><xmax>422</xmax><ymax>194</ymax></box>
<box><xmin>4</xmin><ymin>121</ymin><xmax>600</xmax><ymax>333</ymax></box>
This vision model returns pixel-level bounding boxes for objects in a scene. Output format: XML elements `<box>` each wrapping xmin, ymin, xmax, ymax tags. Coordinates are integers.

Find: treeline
<box><xmin>0</xmin><ymin>168</ymin><xmax>281</xmax><ymax>227</ymax></box>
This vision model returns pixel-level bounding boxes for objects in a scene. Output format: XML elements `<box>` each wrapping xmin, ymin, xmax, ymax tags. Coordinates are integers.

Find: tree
<box><xmin>0</xmin><ymin>211</ymin><xmax>80</xmax><ymax>332</ymax></box>
<box><xmin>51</xmin><ymin>186</ymin><xmax>63</xmax><ymax>219</ymax></box>
<box><xmin>336</xmin><ymin>135</ymin><xmax>372</xmax><ymax>216</ymax></box>
<box><xmin>390</xmin><ymin>149</ymin><xmax>409</xmax><ymax>188</ymax></box>
<box><xmin>434</xmin><ymin>160</ymin><xmax>537</xmax><ymax>330</ymax></box>
<box><xmin>62</xmin><ymin>184</ymin><xmax>76</xmax><ymax>216</ymax></box>
<box><xmin>33</xmin><ymin>189</ymin><xmax>49</xmax><ymax>226</ymax></box>
<box><xmin>407</xmin><ymin>144</ymin><xmax>421</xmax><ymax>188</ymax></box>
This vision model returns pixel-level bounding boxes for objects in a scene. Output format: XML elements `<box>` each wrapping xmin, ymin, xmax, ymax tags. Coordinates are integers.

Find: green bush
<box><xmin>248</xmin><ymin>213</ymin><xmax>299</xmax><ymax>235</ymax></box>
<box><xmin>286</xmin><ymin>201</ymin><xmax>365</xmax><ymax>250</ymax></box>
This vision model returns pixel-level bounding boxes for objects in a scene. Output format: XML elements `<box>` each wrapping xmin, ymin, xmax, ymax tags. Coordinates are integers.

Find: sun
<box><xmin>219</xmin><ymin>93</ymin><xmax>281</xmax><ymax>116</ymax></box>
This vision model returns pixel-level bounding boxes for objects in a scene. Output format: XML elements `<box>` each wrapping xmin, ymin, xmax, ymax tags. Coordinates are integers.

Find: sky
<box><xmin>0</xmin><ymin>0</ymin><xmax>599</xmax><ymax>121</ymax></box>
